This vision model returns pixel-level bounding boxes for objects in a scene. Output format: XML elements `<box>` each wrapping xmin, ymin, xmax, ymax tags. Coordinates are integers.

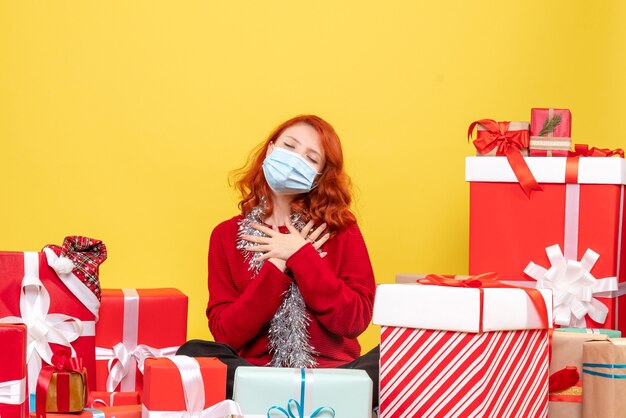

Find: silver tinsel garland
<box><xmin>236</xmin><ymin>204</ymin><xmax>318</xmax><ymax>368</ymax></box>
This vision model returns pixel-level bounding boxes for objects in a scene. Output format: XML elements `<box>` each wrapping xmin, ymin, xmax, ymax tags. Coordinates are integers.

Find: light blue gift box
<box><xmin>557</xmin><ymin>327</ymin><xmax>622</xmax><ymax>338</ymax></box>
<box><xmin>233</xmin><ymin>367</ymin><xmax>372</xmax><ymax>418</ymax></box>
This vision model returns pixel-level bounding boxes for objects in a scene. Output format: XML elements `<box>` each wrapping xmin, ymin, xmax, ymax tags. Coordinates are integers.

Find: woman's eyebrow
<box><xmin>284</xmin><ymin>135</ymin><xmax>321</xmax><ymax>157</ymax></box>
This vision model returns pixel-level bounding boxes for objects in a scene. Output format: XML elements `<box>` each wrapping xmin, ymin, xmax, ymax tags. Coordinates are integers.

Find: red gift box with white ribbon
<box><xmin>94</xmin><ymin>288</ymin><xmax>188</xmax><ymax>395</ymax></box>
<box><xmin>0</xmin><ymin>250</ymin><xmax>100</xmax><ymax>402</ymax></box>
<box><xmin>0</xmin><ymin>324</ymin><xmax>28</xmax><ymax>418</ymax></box>
<box><xmin>467</xmin><ymin>153</ymin><xmax>626</xmax><ymax>332</ymax></box>
<box><xmin>88</xmin><ymin>391</ymin><xmax>140</xmax><ymax>408</ymax></box>
<box><xmin>373</xmin><ymin>277</ymin><xmax>552</xmax><ymax>418</ymax></box>
<box><xmin>142</xmin><ymin>356</ymin><xmax>237</xmax><ymax>418</ymax></box>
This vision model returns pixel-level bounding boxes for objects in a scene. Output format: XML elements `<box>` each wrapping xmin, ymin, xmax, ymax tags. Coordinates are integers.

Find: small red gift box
<box><xmin>467</xmin><ymin>155</ymin><xmax>626</xmax><ymax>332</ymax></box>
<box><xmin>88</xmin><ymin>391</ymin><xmax>140</xmax><ymax>408</ymax></box>
<box><xmin>468</xmin><ymin>119</ymin><xmax>540</xmax><ymax>197</ymax></box>
<box><xmin>94</xmin><ymin>288</ymin><xmax>188</xmax><ymax>394</ymax></box>
<box><xmin>469</xmin><ymin>120</ymin><xmax>530</xmax><ymax>156</ymax></box>
<box><xmin>35</xmin><ymin>348</ymin><xmax>88</xmax><ymax>418</ymax></box>
<box><xmin>529</xmin><ymin>108</ymin><xmax>572</xmax><ymax>156</ymax></box>
<box><xmin>0</xmin><ymin>324</ymin><xmax>28</xmax><ymax>418</ymax></box>
<box><xmin>0</xmin><ymin>250</ymin><xmax>100</xmax><ymax>399</ymax></box>
<box><xmin>142</xmin><ymin>357</ymin><xmax>229</xmax><ymax>416</ymax></box>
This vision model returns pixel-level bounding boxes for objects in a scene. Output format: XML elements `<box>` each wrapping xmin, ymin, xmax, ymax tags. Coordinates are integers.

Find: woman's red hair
<box><xmin>232</xmin><ymin>115</ymin><xmax>356</xmax><ymax>232</ymax></box>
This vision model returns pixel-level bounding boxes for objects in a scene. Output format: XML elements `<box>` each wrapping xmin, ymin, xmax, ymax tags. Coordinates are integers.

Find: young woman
<box><xmin>178</xmin><ymin>114</ymin><xmax>378</xmax><ymax>404</ymax></box>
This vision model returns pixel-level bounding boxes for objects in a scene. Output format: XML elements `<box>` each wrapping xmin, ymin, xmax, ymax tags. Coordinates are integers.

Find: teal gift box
<box><xmin>232</xmin><ymin>367</ymin><xmax>372</xmax><ymax>417</ymax></box>
<box><xmin>558</xmin><ymin>327</ymin><xmax>622</xmax><ymax>338</ymax></box>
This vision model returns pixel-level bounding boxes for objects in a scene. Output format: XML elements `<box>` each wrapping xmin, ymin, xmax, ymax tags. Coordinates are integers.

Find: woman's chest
<box><xmin>227</xmin><ymin>238</ymin><xmax>344</xmax><ymax>294</ymax></box>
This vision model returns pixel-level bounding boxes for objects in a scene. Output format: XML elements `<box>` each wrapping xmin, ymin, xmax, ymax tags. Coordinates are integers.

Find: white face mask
<box><xmin>262</xmin><ymin>147</ymin><xmax>319</xmax><ymax>194</ymax></box>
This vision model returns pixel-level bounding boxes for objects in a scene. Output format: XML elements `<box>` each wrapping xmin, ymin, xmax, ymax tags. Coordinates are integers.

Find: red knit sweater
<box><xmin>206</xmin><ymin>215</ymin><xmax>376</xmax><ymax>367</ymax></box>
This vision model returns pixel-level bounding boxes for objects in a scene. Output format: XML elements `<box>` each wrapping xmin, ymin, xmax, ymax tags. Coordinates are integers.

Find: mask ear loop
<box><xmin>310</xmin><ymin>170</ymin><xmax>324</xmax><ymax>191</ymax></box>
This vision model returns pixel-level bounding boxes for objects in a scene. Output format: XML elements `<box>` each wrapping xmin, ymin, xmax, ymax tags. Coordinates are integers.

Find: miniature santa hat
<box><xmin>44</xmin><ymin>236</ymin><xmax>107</xmax><ymax>300</ymax></box>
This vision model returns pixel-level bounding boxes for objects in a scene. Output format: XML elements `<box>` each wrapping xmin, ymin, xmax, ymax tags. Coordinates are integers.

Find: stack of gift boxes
<box><xmin>4</xmin><ymin>108</ymin><xmax>626</xmax><ymax>418</ymax></box>
<box><xmin>0</xmin><ymin>238</ymin><xmax>372</xmax><ymax>418</ymax></box>
<box><xmin>374</xmin><ymin>107</ymin><xmax>626</xmax><ymax>417</ymax></box>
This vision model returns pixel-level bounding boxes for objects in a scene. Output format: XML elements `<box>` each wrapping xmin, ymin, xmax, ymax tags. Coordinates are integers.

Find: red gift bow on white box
<box><xmin>142</xmin><ymin>356</ymin><xmax>242</xmax><ymax>418</ymax></box>
<box><xmin>418</xmin><ymin>272</ymin><xmax>550</xmax><ymax>331</ymax></box>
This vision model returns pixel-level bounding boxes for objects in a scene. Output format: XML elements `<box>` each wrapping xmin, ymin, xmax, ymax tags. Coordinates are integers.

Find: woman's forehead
<box><xmin>279</xmin><ymin>123</ymin><xmax>322</xmax><ymax>150</ymax></box>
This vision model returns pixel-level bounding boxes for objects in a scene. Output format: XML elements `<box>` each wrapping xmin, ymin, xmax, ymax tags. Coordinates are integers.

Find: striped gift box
<box><xmin>373</xmin><ymin>283</ymin><xmax>552</xmax><ymax>418</ymax></box>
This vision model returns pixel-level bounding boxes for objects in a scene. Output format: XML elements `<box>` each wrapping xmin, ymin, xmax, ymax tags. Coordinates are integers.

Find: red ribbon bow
<box><xmin>549</xmin><ymin>366</ymin><xmax>580</xmax><ymax>394</ymax></box>
<box><xmin>569</xmin><ymin>144</ymin><xmax>624</xmax><ymax>158</ymax></box>
<box><xmin>419</xmin><ymin>272</ymin><xmax>550</xmax><ymax>332</ymax></box>
<box><xmin>49</xmin><ymin>347</ymin><xmax>84</xmax><ymax>373</ymax></box>
<box><xmin>36</xmin><ymin>347</ymin><xmax>87</xmax><ymax>418</ymax></box>
<box><xmin>468</xmin><ymin>119</ymin><xmax>542</xmax><ymax>198</ymax></box>
<box><xmin>548</xmin><ymin>366</ymin><xmax>582</xmax><ymax>402</ymax></box>
<box><xmin>565</xmin><ymin>144</ymin><xmax>625</xmax><ymax>184</ymax></box>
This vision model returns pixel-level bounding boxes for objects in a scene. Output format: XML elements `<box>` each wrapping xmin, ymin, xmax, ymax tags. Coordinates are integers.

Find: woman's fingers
<box><xmin>247</xmin><ymin>219</ymin><xmax>330</xmax><ymax>262</ymax></box>
<box><xmin>284</xmin><ymin>217</ymin><xmax>302</xmax><ymax>236</ymax></box>
<box><xmin>241</xmin><ymin>234</ymin><xmax>270</xmax><ymax>244</ymax></box>
<box><xmin>250</xmin><ymin>222</ymin><xmax>276</xmax><ymax>236</ymax></box>
<box><xmin>307</xmin><ymin>223</ymin><xmax>328</xmax><ymax>242</ymax></box>
<box><xmin>245</xmin><ymin>244</ymin><xmax>270</xmax><ymax>252</ymax></box>
<box><xmin>313</xmin><ymin>233</ymin><xmax>330</xmax><ymax>249</ymax></box>
<box><xmin>257</xmin><ymin>251</ymin><xmax>278</xmax><ymax>261</ymax></box>
<box><xmin>300</xmin><ymin>220</ymin><xmax>315</xmax><ymax>238</ymax></box>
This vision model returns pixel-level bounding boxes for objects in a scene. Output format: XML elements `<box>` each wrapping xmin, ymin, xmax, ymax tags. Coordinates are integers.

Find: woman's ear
<box><xmin>266</xmin><ymin>141</ymin><xmax>274</xmax><ymax>157</ymax></box>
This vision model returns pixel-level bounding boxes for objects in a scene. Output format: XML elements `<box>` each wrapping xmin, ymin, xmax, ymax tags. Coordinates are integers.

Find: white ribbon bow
<box><xmin>0</xmin><ymin>252</ymin><xmax>85</xmax><ymax>394</ymax></box>
<box><xmin>143</xmin><ymin>356</ymin><xmax>243</xmax><ymax>418</ymax></box>
<box><xmin>524</xmin><ymin>244</ymin><xmax>618</xmax><ymax>327</ymax></box>
<box><xmin>96</xmin><ymin>343</ymin><xmax>179</xmax><ymax>391</ymax></box>
<box><xmin>0</xmin><ymin>378</ymin><xmax>26</xmax><ymax>405</ymax></box>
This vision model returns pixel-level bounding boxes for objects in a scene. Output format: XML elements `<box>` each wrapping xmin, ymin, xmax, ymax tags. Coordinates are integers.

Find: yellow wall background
<box><xmin>1</xmin><ymin>1</ymin><xmax>624</xmax><ymax>352</ymax></box>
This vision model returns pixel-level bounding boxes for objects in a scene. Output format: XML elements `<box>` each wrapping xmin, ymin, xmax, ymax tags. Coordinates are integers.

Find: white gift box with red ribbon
<box><xmin>373</xmin><ymin>283</ymin><xmax>552</xmax><ymax>418</ymax></box>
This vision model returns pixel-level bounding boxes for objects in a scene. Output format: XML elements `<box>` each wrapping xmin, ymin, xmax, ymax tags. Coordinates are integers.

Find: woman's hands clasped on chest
<box><xmin>241</xmin><ymin>218</ymin><xmax>329</xmax><ymax>264</ymax></box>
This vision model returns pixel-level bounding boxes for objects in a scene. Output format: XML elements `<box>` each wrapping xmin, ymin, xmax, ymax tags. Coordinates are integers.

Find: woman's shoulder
<box><xmin>211</xmin><ymin>214</ymin><xmax>244</xmax><ymax>237</ymax></box>
<box><xmin>334</xmin><ymin>220</ymin><xmax>364</xmax><ymax>239</ymax></box>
